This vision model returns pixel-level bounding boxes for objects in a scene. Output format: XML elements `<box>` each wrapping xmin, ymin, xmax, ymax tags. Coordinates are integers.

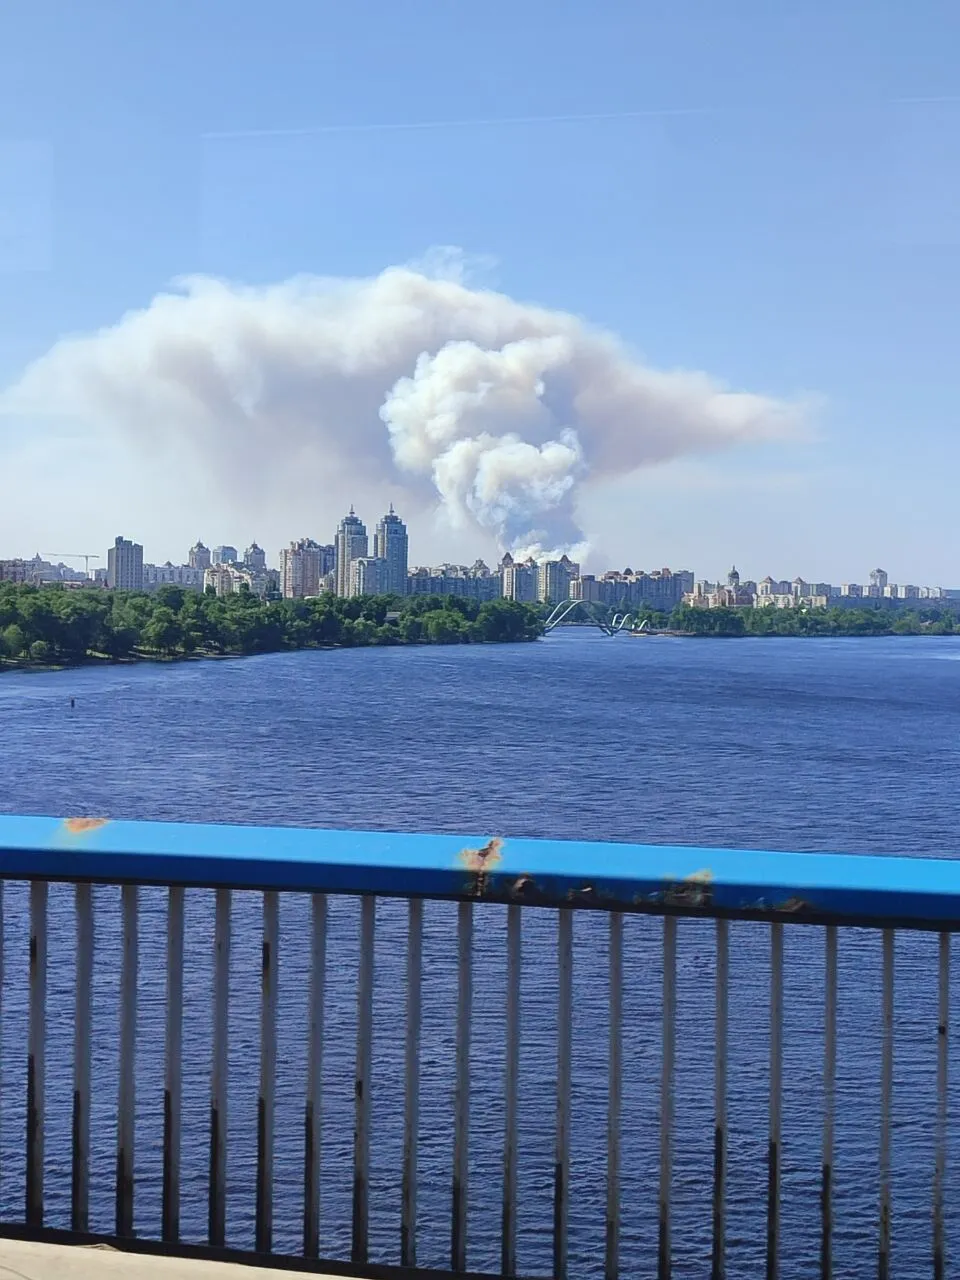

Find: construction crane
<box><xmin>43</xmin><ymin>553</ymin><xmax>102</xmax><ymax>577</ymax></box>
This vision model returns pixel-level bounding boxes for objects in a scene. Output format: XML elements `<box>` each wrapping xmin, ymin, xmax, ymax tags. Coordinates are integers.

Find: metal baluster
<box><xmin>934</xmin><ymin>932</ymin><xmax>949</xmax><ymax>1280</ymax></box>
<box><xmin>209</xmin><ymin>887</ymin><xmax>230</xmax><ymax>1247</ymax></box>
<box><xmin>554</xmin><ymin>909</ymin><xmax>573</xmax><ymax>1280</ymax></box>
<box><xmin>658</xmin><ymin>915</ymin><xmax>676</xmax><ymax>1280</ymax></box>
<box><xmin>163</xmin><ymin>885</ymin><xmax>184</xmax><ymax>1244</ymax></box>
<box><xmin>256</xmin><ymin>891</ymin><xmax>279</xmax><ymax>1254</ymax></box>
<box><xmin>767</xmin><ymin>922</ymin><xmax>783</xmax><ymax>1280</ymax></box>
<box><xmin>116</xmin><ymin>883</ymin><xmax>138</xmax><ymax>1238</ymax></box>
<box><xmin>303</xmin><ymin>893</ymin><xmax>327</xmax><ymax>1260</ymax></box>
<box><xmin>26</xmin><ymin>880</ymin><xmax>47</xmax><ymax>1228</ymax></box>
<box><xmin>605</xmin><ymin>911</ymin><xmax>622</xmax><ymax>1280</ymax></box>
<box><xmin>501</xmin><ymin>904</ymin><xmax>521</xmax><ymax>1277</ymax></box>
<box><xmin>878</xmin><ymin>929</ymin><xmax>894</xmax><ymax>1280</ymax></box>
<box><xmin>72</xmin><ymin>883</ymin><xmax>93</xmax><ymax>1232</ymax></box>
<box><xmin>401</xmin><ymin>897</ymin><xmax>423</xmax><ymax>1268</ymax></box>
<box><xmin>821</xmin><ymin>926</ymin><xmax>837</xmax><ymax>1280</ymax></box>
<box><xmin>352</xmin><ymin>895</ymin><xmax>375</xmax><ymax>1265</ymax></box>
<box><xmin>712</xmin><ymin>918</ymin><xmax>728</xmax><ymax>1280</ymax></box>
<box><xmin>452</xmin><ymin>900</ymin><xmax>473</xmax><ymax>1273</ymax></box>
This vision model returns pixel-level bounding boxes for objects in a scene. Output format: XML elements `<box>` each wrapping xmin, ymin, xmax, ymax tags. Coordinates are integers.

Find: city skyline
<box><xmin>3</xmin><ymin>8</ymin><xmax>960</xmax><ymax>582</ymax></box>
<box><xmin>5</xmin><ymin>498</ymin><xmax>958</xmax><ymax>610</ymax></box>
<box><xmin>9</xmin><ymin>494</ymin><xmax>956</xmax><ymax>598</ymax></box>
<box><xmin>3</xmin><ymin>496</ymin><xmax>956</xmax><ymax>591</ymax></box>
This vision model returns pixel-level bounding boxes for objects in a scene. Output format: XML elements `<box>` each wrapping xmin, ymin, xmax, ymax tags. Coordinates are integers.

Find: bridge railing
<box><xmin>0</xmin><ymin>815</ymin><xmax>956</xmax><ymax>1278</ymax></box>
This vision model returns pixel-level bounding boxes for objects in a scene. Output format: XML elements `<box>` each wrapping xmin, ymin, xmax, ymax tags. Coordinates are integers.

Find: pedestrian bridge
<box><xmin>542</xmin><ymin>601</ymin><xmax>642</xmax><ymax>634</ymax></box>
<box><xmin>0</xmin><ymin>815</ymin><xmax>954</xmax><ymax>1279</ymax></box>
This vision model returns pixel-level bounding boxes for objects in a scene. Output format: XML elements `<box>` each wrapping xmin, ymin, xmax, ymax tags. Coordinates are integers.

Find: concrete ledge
<box><xmin>0</xmin><ymin>1240</ymin><xmax>353</xmax><ymax>1280</ymax></box>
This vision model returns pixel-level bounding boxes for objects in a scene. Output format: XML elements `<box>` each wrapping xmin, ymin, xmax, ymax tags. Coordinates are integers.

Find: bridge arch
<box><xmin>543</xmin><ymin>602</ymin><xmax>636</xmax><ymax>635</ymax></box>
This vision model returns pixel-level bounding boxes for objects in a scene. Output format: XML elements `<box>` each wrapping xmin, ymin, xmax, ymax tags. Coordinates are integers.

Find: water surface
<box><xmin>1</xmin><ymin>633</ymin><xmax>958</xmax><ymax>1278</ymax></box>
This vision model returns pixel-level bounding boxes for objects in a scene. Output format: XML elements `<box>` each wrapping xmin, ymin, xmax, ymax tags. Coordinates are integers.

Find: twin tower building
<box><xmin>280</xmin><ymin>506</ymin><xmax>408</xmax><ymax>600</ymax></box>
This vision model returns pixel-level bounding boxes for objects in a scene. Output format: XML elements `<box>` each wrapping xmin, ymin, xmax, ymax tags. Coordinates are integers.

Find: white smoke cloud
<box><xmin>0</xmin><ymin>256</ymin><xmax>804</xmax><ymax>558</ymax></box>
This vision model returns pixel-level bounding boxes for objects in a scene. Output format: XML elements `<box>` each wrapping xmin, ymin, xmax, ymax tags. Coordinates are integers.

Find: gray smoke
<box><xmin>0</xmin><ymin>257</ymin><xmax>803</xmax><ymax>557</ymax></box>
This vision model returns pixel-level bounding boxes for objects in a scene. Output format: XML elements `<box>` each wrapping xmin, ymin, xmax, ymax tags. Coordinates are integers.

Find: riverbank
<box><xmin>0</xmin><ymin>648</ymin><xmax>247</xmax><ymax>674</ymax></box>
<box><xmin>632</xmin><ymin>603</ymin><xmax>960</xmax><ymax>638</ymax></box>
<box><xmin>0</xmin><ymin>632</ymin><xmax>542</xmax><ymax>675</ymax></box>
<box><xmin>0</xmin><ymin>583</ymin><xmax>543</xmax><ymax>671</ymax></box>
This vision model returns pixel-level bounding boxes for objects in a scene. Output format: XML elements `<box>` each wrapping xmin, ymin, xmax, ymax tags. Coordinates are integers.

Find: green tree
<box><xmin>156</xmin><ymin>585</ymin><xmax>186</xmax><ymax>613</ymax></box>
<box><xmin>473</xmin><ymin>598</ymin><xmax>541</xmax><ymax>642</ymax></box>
<box><xmin>142</xmin><ymin>606</ymin><xmax>183</xmax><ymax>655</ymax></box>
<box><xmin>54</xmin><ymin>594</ymin><xmax>108</xmax><ymax>661</ymax></box>
<box><xmin>892</xmin><ymin>613</ymin><xmax>922</xmax><ymax>635</ymax></box>
<box><xmin>0</xmin><ymin>582</ymin><xmax>546</xmax><ymax>672</ymax></box>
<box><xmin>352</xmin><ymin>617</ymin><xmax>379</xmax><ymax>645</ymax></box>
<box><xmin>18</xmin><ymin>593</ymin><xmax>61</xmax><ymax>651</ymax></box>
<box><xmin>308</xmin><ymin>606</ymin><xmax>343</xmax><ymax>646</ymax></box>
<box><xmin>400</xmin><ymin>615</ymin><xmax>424</xmax><ymax>643</ymax></box>
<box><xmin>1</xmin><ymin>623</ymin><xmax>27</xmax><ymax>658</ymax></box>
<box><xmin>422</xmin><ymin>610</ymin><xmax>467</xmax><ymax>643</ymax></box>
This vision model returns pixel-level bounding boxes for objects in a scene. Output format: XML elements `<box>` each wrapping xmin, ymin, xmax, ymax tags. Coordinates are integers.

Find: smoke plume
<box><xmin>1</xmin><ymin>256</ymin><xmax>803</xmax><ymax>557</ymax></box>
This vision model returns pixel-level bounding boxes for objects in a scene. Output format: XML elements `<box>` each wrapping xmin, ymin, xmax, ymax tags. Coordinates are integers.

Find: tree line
<box><xmin>668</xmin><ymin>604</ymin><xmax>960</xmax><ymax>637</ymax></box>
<box><xmin>582</xmin><ymin>599</ymin><xmax>960</xmax><ymax>636</ymax></box>
<box><xmin>0</xmin><ymin>584</ymin><xmax>543</xmax><ymax>669</ymax></box>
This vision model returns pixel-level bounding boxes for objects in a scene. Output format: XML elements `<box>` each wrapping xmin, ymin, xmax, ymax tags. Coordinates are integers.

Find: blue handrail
<box><xmin>0</xmin><ymin>814</ymin><xmax>956</xmax><ymax>927</ymax></box>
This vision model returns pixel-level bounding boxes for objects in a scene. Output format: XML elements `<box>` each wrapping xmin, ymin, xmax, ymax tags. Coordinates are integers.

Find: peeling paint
<box><xmin>460</xmin><ymin>836</ymin><xmax>504</xmax><ymax>873</ymax></box>
<box><xmin>460</xmin><ymin>837</ymin><xmax>504</xmax><ymax>896</ymax></box>
<box><xmin>63</xmin><ymin>817</ymin><xmax>110</xmax><ymax>837</ymax></box>
<box><xmin>776</xmin><ymin>896</ymin><xmax>812</xmax><ymax>914</ymax></box>
<box><xmin>663</xmin><ymin>869</ymin><xmax>714</xmax><ymax>910</ymax></box>
<box><xmin>568</xmin><ymin>884</ymin><xmax>600</xmax><ymax>905</ymax></box>
<box><xmin>511</xmin><ymin>873</ymin><xmax>537</xmax><ymax>902</ymax></box>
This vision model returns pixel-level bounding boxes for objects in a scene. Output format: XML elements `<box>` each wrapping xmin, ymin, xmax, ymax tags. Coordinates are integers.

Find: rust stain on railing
<box><xmin>663</xmin><ymin>868</ymin><xmax>713</xmax><ymax>910</ymax></box>
<box><xmin>464</xmin><ymin>861</ymin><xmax>836</xmax><ymax>924</ymax></box>
<box><xmin>460</xmin><ymin>837</ymin><xmax>504</xmax><ymax>896</ymax></box>
<box><xmin>62</xmin><ymin>818</ymin><xmax>111</xmax><ymax>838</ymax></box>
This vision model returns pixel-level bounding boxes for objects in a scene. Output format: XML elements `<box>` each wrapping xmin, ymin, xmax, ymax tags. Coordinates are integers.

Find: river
<box><xmin>1</xmin><ymin>632</ymin><xmax>959</xmax><ymax>1277</ymax></box>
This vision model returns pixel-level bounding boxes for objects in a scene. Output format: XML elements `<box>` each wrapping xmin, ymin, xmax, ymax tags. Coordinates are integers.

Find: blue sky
<box><xmin>2</xmin><ymin>1</ymin><xmax>959</xmax><ymax>583</ymax></box>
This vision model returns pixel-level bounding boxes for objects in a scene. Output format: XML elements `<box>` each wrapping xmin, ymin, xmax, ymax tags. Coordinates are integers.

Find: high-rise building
<box><xmin>212</xmin><ymin>545</ymin><xmax>238</xmax><ymax>566</ymax></box>
<box><xmin>350</xmin><ymin>556</ymin><xmax>387</xmax><ymax>596</ymax></box>
<box><xmin>106</xmin><ymin>536</ymin><xmax>144</xmax><ymax>591</ymax></box>
<box><xmin>0</xmin><ymin>559</ymin><xmax>27</xmax><ymax>583</ymax></box>
<box><xmin>407</xmin><ymin>561</ymin><xmax>500</xmax><ymax>601</ymax></box>
<box><xmin>870</xmin><ymin>568</ymin><xmax>888</xmax><ymax>590</ymax></box>
<box><xmin>244</xmin><ymin>542</ymin><xmax>267</xmax><ymax>572</ymax></box>
<box><xmin>202</xmin><ymin>564</ymin><xmax>267</xmax><ymax>597</ymax></box>
<box><xmin>373</xmin><ymin>505</ymin><xmax>409</xmax><ymax>596</ymax></box>
<box><xmin>594</xmin><ymin>567</ymin><xmax>693</xmax><ymax>608</ymax></box>
<box><xmin>189</xmin><ymin>540</ymin><xmax>211</xmax><ymax>571</ymax></box>
<box><xmin>203</xmin><ymin>565</ymin><xmax>236</xmax><ymax>597</ymax></box>
<box><xmin>143</xmin><ymin>562</ymin><xmax>204</xmax><ymax>590</ymax></box>
<box><xmin>500</xmin><ymin>553</ymin><xmax>538</xmax><ymax>602</ymax></box>
<box><xmin>280</xmin><ymin>538</ymin><xmax>323</xmax><ymax>598</ymax></box>
<box><xmin>335</xmin><ymin>507</ymin><xmax>368</xmax><ymax>597</ymax></box>
<box><xmin>570</xmin><ymin>574</ymin><xmax>601</xmax><ymax>603</ymax></box>
<box><xmin>537</xmin><ymin>556</ymin><xmax>579</xmax><ymax>605</ymax></box>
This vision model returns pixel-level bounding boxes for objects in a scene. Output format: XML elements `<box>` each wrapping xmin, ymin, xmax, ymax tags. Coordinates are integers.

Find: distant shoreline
<box><xmin>629</xmin><ymin>630</ymin><xmax>957</xmax><ymax>640</ymax></box>
<box><xmin>5</xmin><ymin>628</ymin><xmax>953</xmax><ymax>676</ymax></box>
<box><xmin>0</xmin><ymin>633</ymin><xmax>542</xmax><ymax>676</ymax></box>
<box><xmin>0</xmin><ymin>584</ymin><xmax>544</xmax><ymax>671</ymax></box>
